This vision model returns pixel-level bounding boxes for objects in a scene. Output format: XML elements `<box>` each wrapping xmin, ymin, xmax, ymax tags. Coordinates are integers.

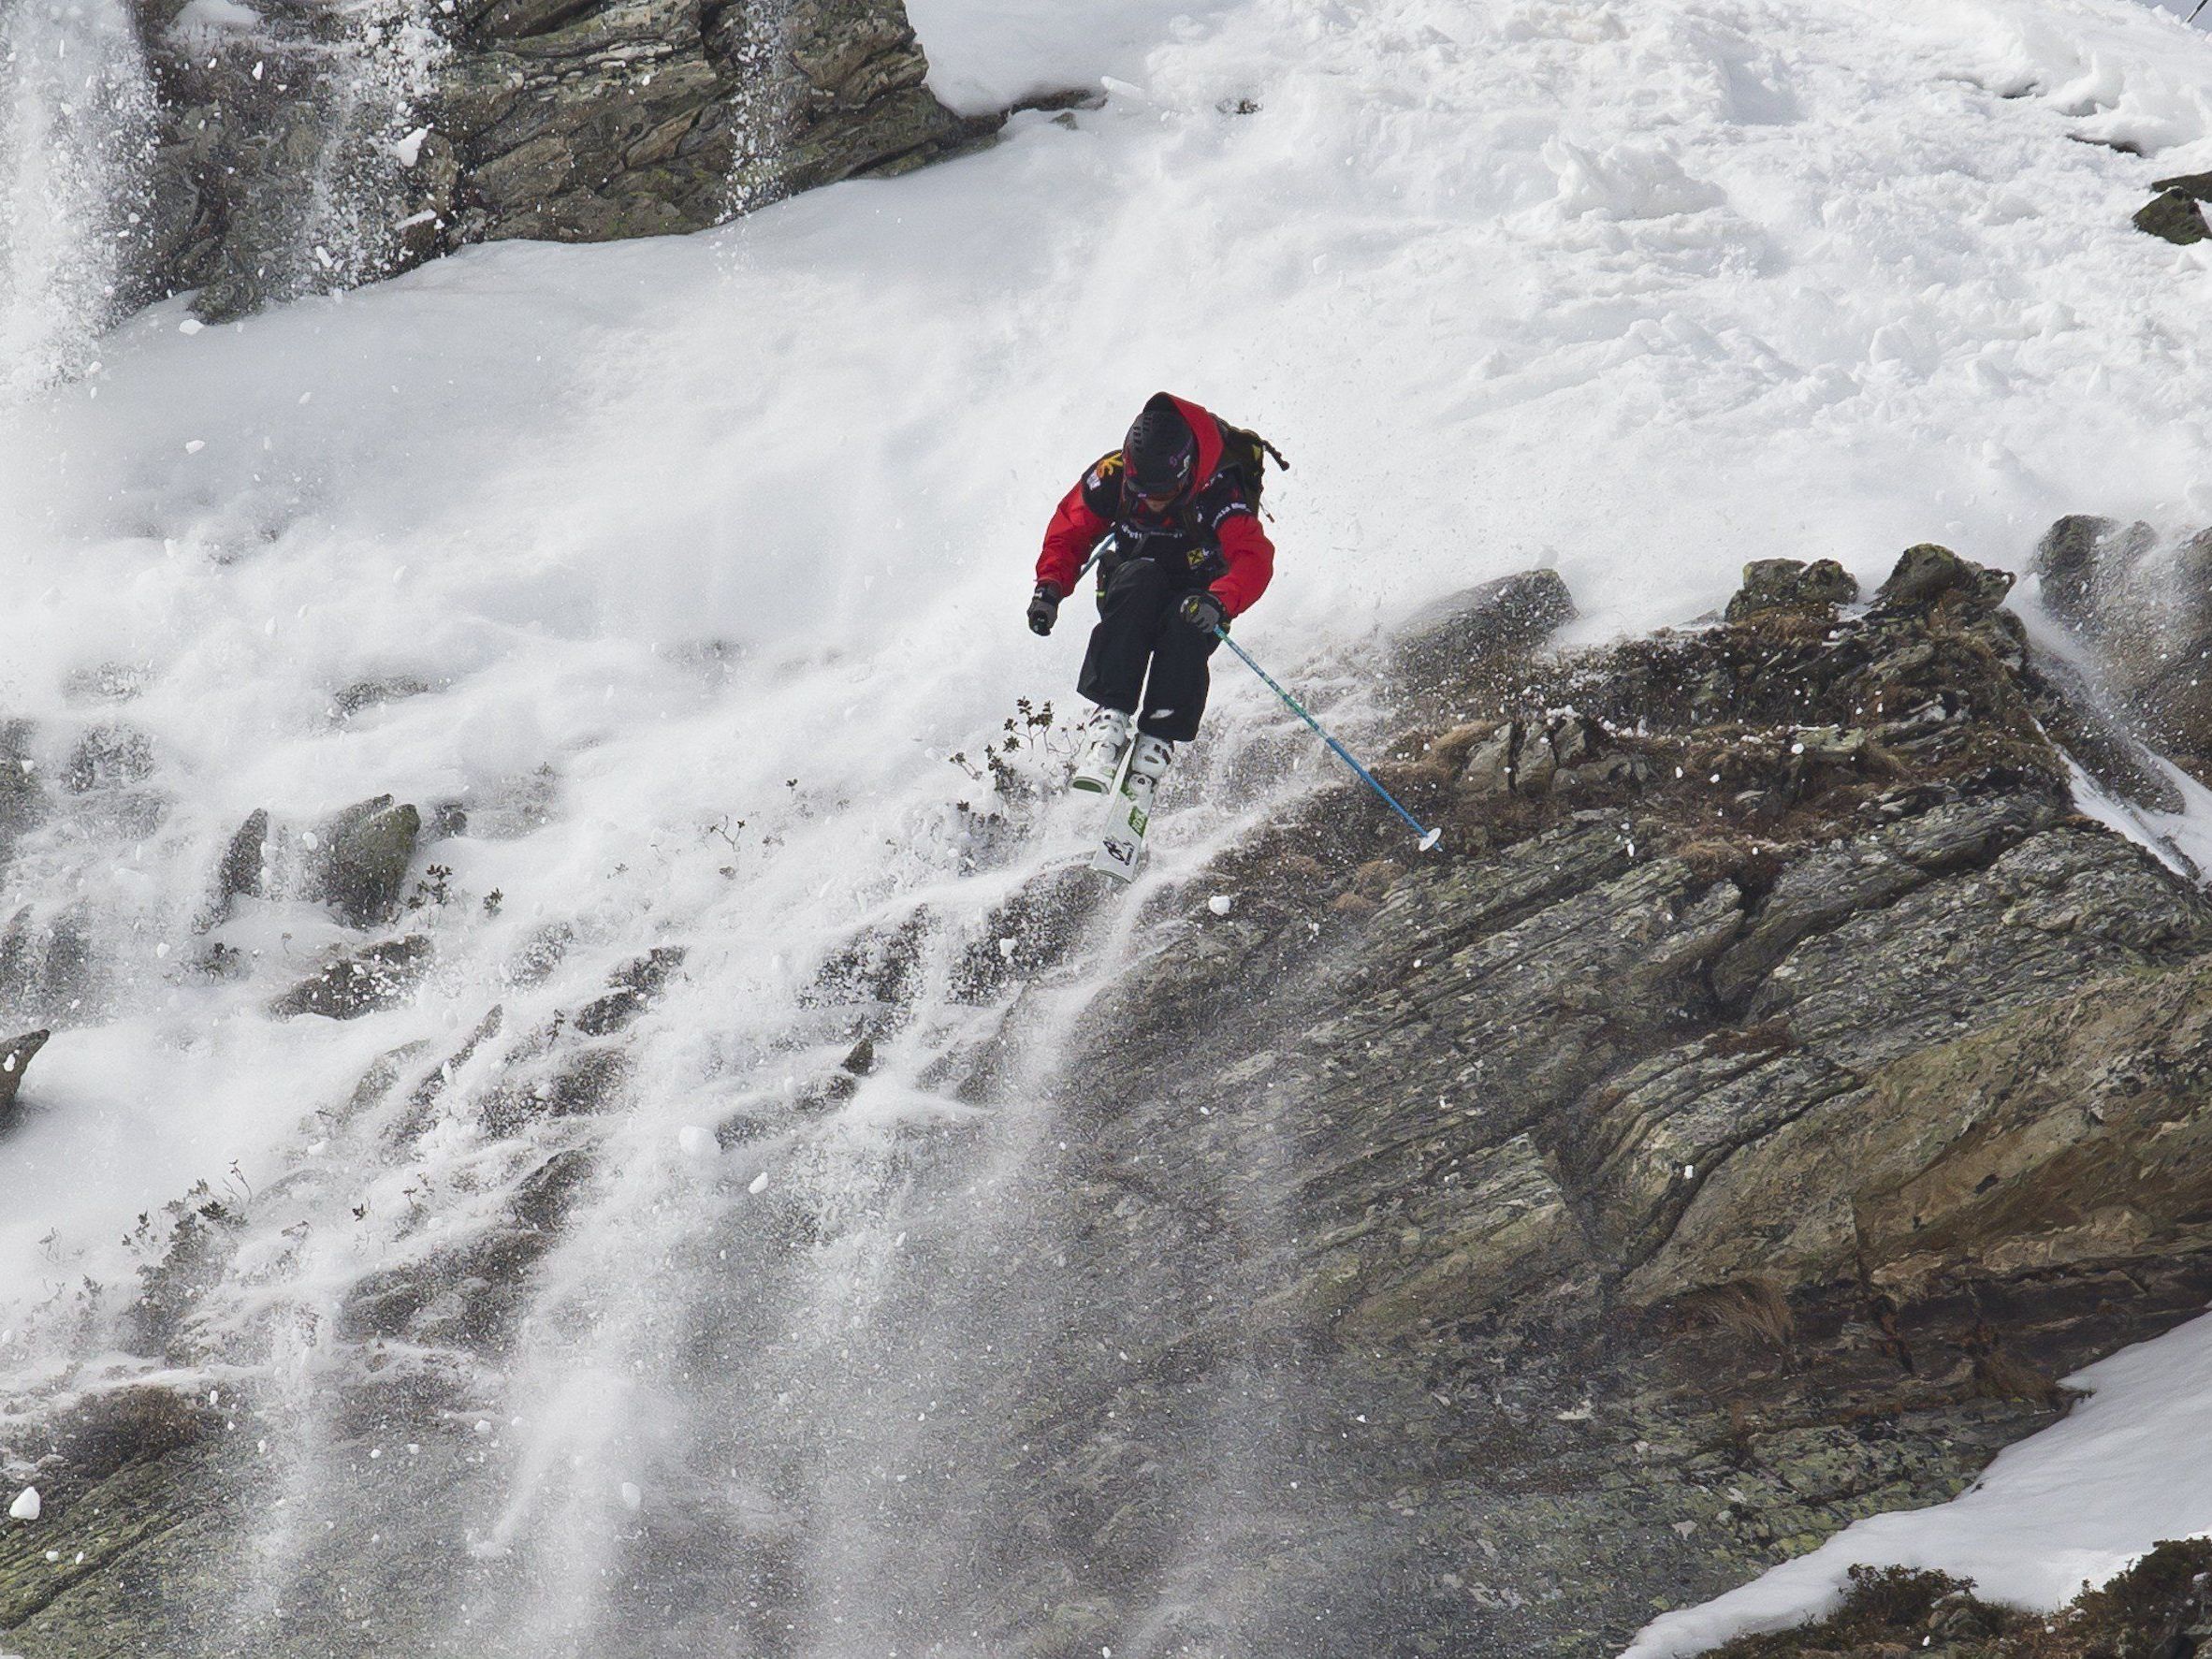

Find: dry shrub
<box><xmin>1702</xmin><ymin>1539</ymin><xmax>2212</xmax><ymax>1656</ymax></box>
<box><xmin>1705</xmin><ymin>1018</ymin><xmax>1797</xmax><ymax>1060</ymax></box>
<box><xmin>1677</xmin><ymin>1275</ymin><xmax>1798</xmax><ymax>1351</ymax></box>
<box><xmin>1969</xmin><ymin>1347</ymin><xmax>2079</xmax><ymax>1412</ymax></box>
<box><xmin>2059</xmin><ymin>1537</ymin><xmax>2212</xmax><ymax>1655</ymax></box>
<box><xmin>1423</xmin><ymin>720</ymin><xmax>1504</xmax><ymax>773</ymax></box>
<box><xmin>1706</xmin><ymin>1564</ymin><xmax>1974</xmax><ymax>1656</ymax></box>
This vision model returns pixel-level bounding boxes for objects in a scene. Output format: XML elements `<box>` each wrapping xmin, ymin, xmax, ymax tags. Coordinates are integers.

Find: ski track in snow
<box><xmin>2</xmin><ymin>0</ymin><xmax>2212</xmax><ymax>1649</ymax></box>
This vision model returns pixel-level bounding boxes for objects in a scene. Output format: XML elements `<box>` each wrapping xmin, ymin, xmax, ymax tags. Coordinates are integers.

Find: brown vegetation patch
<box><xmin>1705</xmin><ymin>1539</ymin><xmax>2212</xmax><ymax>1657</ymax></box>
<box><xmin>1674</xmin><ymin>1276</ymin><xmax>1798</xmax><ymax>1352</ymax></box>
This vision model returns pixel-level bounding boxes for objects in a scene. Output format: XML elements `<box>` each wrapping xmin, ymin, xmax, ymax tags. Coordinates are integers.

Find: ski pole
<box><xmin>1212</xmin><ymin>628</ymin><xmax>1443</xmax><ymax>851</ymax></box>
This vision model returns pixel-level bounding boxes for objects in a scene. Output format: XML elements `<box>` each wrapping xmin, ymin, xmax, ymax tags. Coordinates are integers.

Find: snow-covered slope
<box><xmin>6</xmin><ymin>0</ymin><xmax>2212</xmax><ymax>1650</ymax></box>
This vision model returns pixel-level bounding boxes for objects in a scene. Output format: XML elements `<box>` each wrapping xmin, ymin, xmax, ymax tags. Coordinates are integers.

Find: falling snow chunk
<box><xmin>7</xmin><ymin>1489</ymin><xmax>39</xmax><ymax>1521</ymax></box>
<box><xmin>747</xmin><ymin>1171</ymin><xmax>770</xmax><ymax>1195</ymax></box>
<box><xmin>177</xmin><ymin>319</ymin><xmax>202</xmax><ymax>336</ymax></box>
<box><xmin>619</xmin><ymin>1482</ymin><xmax>643</xmax><ymax>1511</ymax></box>
<box><xmin>183</xmin><ymin>439</ymin><xmax>204</xmax><ymax>454</ymax></box>
<box><xmin>1207</xmin><ymin>895</ymin><xmax>1233</xmax><ymax>916</ymax></box>
<box><xmin>393</xmin><ymin>126</ymin><xmax>430</xmax><ymax>167</ymax></box>
<box><xmin>677</xmin><ymin>1125</ymin><xmax>715</xmax><ymax>1158</ymax></box>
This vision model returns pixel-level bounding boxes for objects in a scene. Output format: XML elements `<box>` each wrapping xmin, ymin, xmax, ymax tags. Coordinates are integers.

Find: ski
<box><xmin>1091</xmin><ymin>735</ymin><xmax>1171</xmax><ymax>882</ymax></box>
<box><xmin>1092</xmin><ymin>771</ymin><xmax>1151</xmax><ymax>881</ymax></box>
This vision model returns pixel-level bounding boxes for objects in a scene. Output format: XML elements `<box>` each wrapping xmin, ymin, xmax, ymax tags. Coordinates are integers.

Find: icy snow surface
<box><xmin>3</xmin><ymin>0</ymin><xmax>2212</xmax><ymax>1648</ymax></box>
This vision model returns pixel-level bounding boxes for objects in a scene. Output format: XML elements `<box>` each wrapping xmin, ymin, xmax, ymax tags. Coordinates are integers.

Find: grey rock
<box><xmin>0</xmin><ymin>721</ymin><xmax>39</xmax><ymax>869</ymax></box>
<box><xmin>329</xmin><ymin>677</ymin><xmax>431</xmax><ymax>720</ymax></box>
<box><xmin>269</xmin><ymin>936</ymin><xmax>433</xmax><ymax>1020</ymax></box>
<box><xmin>0</xmin><ymin>1029</ymin><xmax>50</xmax><ymax>1128</ymax></box>
<box><xmin>0</xmin><ymin>905</ymin><xmax>101</xmax><ymax>1029</ymax></box>
<box><xmin>125</xmin><ymin>0</ymin><xmax>996</xmax><ymax>321</ymax></box>
<box><xmin>2032</xmin><ymin>514</ymin><xmax>2153</xmax><ymax>632</ymax></box>
<box><xmin>318</xmin><ymin>796</ymin><xmax>423</xmax><ymax>928</ymax></box>
<box><xmin>1874</xmin><ymin>543</ymin><xmax>2015</xmax><ymax>611</ymax></box>
<box><xmin>2135</xmin><ymin>187</ymin><xmax>2211</xmax><ymax>245</ymax></box>
<box><xmin>2030</xmin><ymin>516</ymin><xmax>2212</xmax><ymax>783</ymax></box>
<box><xmin>1460</xmin><ymin>722</ymin><xmax>1518</xmax><ymax>795</ymax></box>
<box><xmin>36</xmin><ymin>541</ymin><xmax>2212</xmax><ymax>1659</ymax></box>
<box><xmin>203</xmin><ymin>808</ymin><xmax>270</xmax><ymax>928</ymax></box>
<box><xmin>1724</xmin><ymin>557</ymin><xmax>1858</xmax><ymax>621</ymax></box>
<box><xmin>2153</xmin><ymin>168</ymin><xmax>2212</xmax><ymax>201</ymax></box>
<box><xmin>572</xmin><ymin>945</ymin><xmax>688</xmax><ymax>1036</ymax></box>
<box><xmin>1389</xmin><ymin>568</ymin><xmax>1576</xmax><ymax>694</ymax></box>
<box><xmin>64</xmin><ymin>724</ymin><xmax>154</xmax><ymax>793</ymax></box>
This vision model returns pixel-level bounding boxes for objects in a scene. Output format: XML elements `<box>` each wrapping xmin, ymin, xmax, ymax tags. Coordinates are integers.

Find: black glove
<box><xmin>1178</xmin><ymin>589</ymin><xmax>1228</xmax><ymax>634</ymax></box>
<box><xmin>1027</xmin><ymin>583</ymin><xmax>1060</xmax><ymax>636</ymax></box>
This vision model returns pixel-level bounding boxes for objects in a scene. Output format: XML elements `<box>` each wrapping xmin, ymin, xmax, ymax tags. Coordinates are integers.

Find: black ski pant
<box><xmin>1076</xmin><ymin>557</ymin><xmax>1221</xmax><ymax>743</ymax></box>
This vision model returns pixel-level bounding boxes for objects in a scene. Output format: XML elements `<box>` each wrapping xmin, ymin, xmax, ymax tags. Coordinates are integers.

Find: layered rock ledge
<box><xmin>9</xmin><ymin>538</ymin><xmax>2212</xmax><ymax>1656</ymax></box>
<box><xmin>126</xmin><ymin>0</ymin><xmax>999</xmax><ymax>317</ymax></box>
<box><xmin>939</xmin><ymin>541</ymin><xmax>2212</xmax><ymax>1653</ymax></box>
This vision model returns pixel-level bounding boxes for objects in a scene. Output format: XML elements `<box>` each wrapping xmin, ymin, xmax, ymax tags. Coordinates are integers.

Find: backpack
<box><xmin>1214</xmin><ymin>418</ymin><xmax>1289</xmax><ymax>514</ymax></box>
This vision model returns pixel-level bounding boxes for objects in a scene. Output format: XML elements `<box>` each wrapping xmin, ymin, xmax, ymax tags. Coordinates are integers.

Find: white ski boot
<box><xmin>1123</xmin><ymin>734</ymin><xmax>1174</xmax><ymax>804</ymax></box>
<box><xmin>1069</xmin><ymin>706</ymin><xmax>1134</xmax><ymax>793</ymax></box>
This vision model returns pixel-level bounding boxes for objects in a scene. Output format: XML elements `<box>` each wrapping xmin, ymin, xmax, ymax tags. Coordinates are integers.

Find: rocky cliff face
<box><xmin>126</xmin><ymin>0</ymin><xmax>993</xmax><ymax>317</ymax></box>
<box><xmin>7</xmin><ymin>536</ymin><xmax>2212</xmax><ymax>1656</ymax></box>
<box><xmin>924</xmin><ymin>543</ymin><xmax>2212</xmax><ymax>1654</ymax></box>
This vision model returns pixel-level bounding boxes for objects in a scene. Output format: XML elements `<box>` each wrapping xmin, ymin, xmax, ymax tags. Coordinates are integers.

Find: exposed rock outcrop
<box><xmin>0</xmin><ymin>1030</ymin><xmax>50</xmax><ymax>1128</ymax></box>
<box><xmin>16</xmin><ymin>542</ymin><xmax>2212</xmax><ymax>1658</ymax></box>
<box><xmin>2031</xmin><ymin>514</ymin><xmax>2212</xmax><ymax>785</ymax></box>
<box><xmin>269</xmin><ymin>936</ymin><xmax>433</xmax><ymax>1019</ymax></box>
<box><xmin>0</xmin><ymin>722</ymin><xmax>37</xmax><ymax>873</ymax></box>
<box><xmin>1389</xmin><ymin>567</ymin><xmax>1577</xmax><ymax>697</ymax></box>
<box><xmin>2134</xmin><ymin>170</ymin><xmax>2212</xmax><ymax>246</ymax></box>
<box><xmin>127</xmin><ymin>0</ymin><xmax>996</xmax><ymax>318</ymax></box>
<box><xmin>1724</xmin><ymin>556</ymin><xmax>1857</xmax><ymax>622</ymax></box>
<box><xmin>203</xmin><ymin>794</ymin><xmax>423</xmax><ymax>930</ymax></box>
<box><xmin>924</xmin><ymin>542</ymin><xmax>2212</xmax><ymax>1653</ymax></box>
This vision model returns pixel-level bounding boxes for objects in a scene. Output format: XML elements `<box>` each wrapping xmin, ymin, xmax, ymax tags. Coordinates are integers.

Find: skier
<box><xmin>1026</xmin><ymin>392</ymin><xmax>1278</xmax><ymax>801</ymax></box>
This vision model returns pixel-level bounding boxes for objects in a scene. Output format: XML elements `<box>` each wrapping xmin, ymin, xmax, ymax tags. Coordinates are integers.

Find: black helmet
<box><xmin>1124</xmin><ymin>393</ymin><xmax>1198</xmax><ymax>501</ymax></box>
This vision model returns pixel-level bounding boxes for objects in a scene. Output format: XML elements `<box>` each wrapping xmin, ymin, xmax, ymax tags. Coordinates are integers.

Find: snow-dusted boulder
<box><xmin>0</xmin><ymin>1029</ymin><xmax>50</xmax><ymax>1128</ymax></box>
<box><xmin>1387</xmin><ymin>567</ymin><xmax>1576</xmax><ymax>697</ymax></box>
<box><xmin>2032</xmin><ymin>515</ymin><xmax>2212</xmax><ymax>788</ymax></box>
<box><xmin>1724</xmin><ymin>558</ymin><xmax>1858</xmax><ymax>623</ymax></box>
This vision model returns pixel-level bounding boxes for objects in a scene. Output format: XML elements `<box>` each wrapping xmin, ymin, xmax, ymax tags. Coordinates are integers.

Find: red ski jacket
<box><xmin>1035</xmin><ymin>395</ymin><xmax>1275</xmax><ymax>618</ymax></box>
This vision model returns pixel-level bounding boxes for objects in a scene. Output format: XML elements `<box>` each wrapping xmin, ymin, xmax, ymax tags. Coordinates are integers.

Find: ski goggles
<box><xmin>1126</xmin><ymin>460</ymin><xmax>1193</xmax><ymax>509</ymax></box>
